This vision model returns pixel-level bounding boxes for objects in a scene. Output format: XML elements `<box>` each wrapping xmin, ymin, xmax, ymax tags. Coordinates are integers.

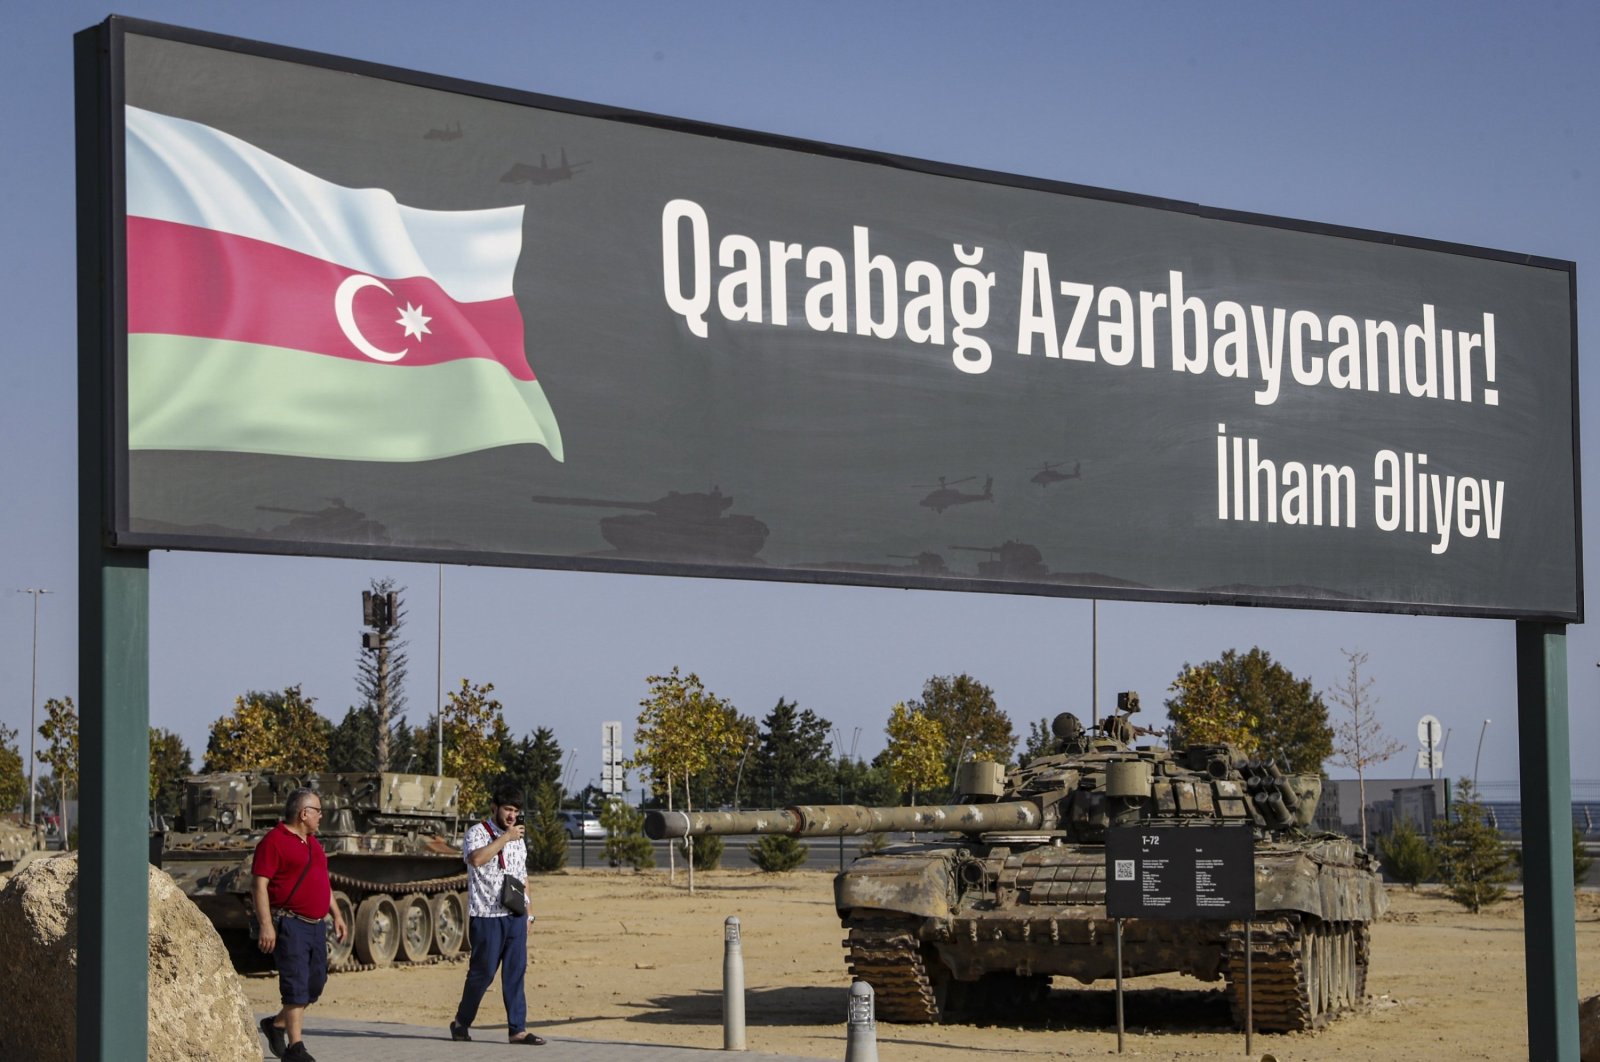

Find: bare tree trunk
<box><xmin>685</xmin><ymin>775</ymin><xmax>696</xmax><ymax>896</ymax></box>
<box><xmin>1357</xmin><ymin>768</ymin><xmax>1368</xmax><ymax>850</ymax></box>
<box><xmin>665</xmin><ymin>772</ymin><xmax>676</xmax><ymax>885</ymax></box>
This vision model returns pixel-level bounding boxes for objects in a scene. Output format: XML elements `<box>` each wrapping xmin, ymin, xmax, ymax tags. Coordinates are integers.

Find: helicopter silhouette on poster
<box><xmin>1029</xmin><ymin>460</ymin><xmax>1081</xmax><ymax>488</ymax></box>
<box><xmin>916</xmin><ymin>475</ymin><xmax>994</xmax><ymax>513</ymax></box>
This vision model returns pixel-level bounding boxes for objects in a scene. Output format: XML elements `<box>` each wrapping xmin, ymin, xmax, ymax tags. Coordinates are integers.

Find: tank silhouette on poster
<box><xmin>255</xmin><ymin>499</ymin><xmax>390</xmax><ymax>545</ymax></box>
<box><xmin>950</xmin><ymin>540</ymin><xmax>1048</xmax><ymax>580</ymax></box>
<box><xmin>644</xmin><ymin>693</ymin><xmax>1386</xmax><ymax>1032</ymax></box>
<box><xmin>530</xmin><ymin>487</ymin><xmax>769</xmax><ymax>560</ymax></box>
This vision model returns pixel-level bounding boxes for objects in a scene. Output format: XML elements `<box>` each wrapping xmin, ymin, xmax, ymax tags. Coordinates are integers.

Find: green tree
<box><xmin>598</xmin><ymin>798</ymin><xmax>655</xmax><ymax>870</ymax></box>
<box><xmin>37</xmin><ymin>697</ymin><xmax>79</xmax><ymax>847</ymax></box>
<box><xmin>633</xmin><ymin>668</ymin><xmax>743</xmax><ymax>815</ymax></box>
<box><xmin>148</xmin><ymin>727</ymin><xmax>193</xmax><ymax>821</ymax></box>
<box><xmin>441</xmin><ymin>679</ymin><xmax>511</xmax><ymax>814</ymax></box>
<box><xmin>524</xmin><ymin>781</ymin><xmax>569</xmax><ymax>873</ymax></box>
<box><xmin>504</xmin><ymin>727</ymin><xmax>564</xmax><ymax>803</ymax></box>
<box><xmin>1434</xmin><ymin>778</ymin><xmax>1515</xmax><ymax>912</ymax></box>
<box><xmin>1325</xmin><ymin>649</ymin><xmax>1404</xmax><ymax>849</ymax></box>
<box><xmin>840</xmin><ymin>755</ymin><xmax>898</xmax><ymax>806</ymax></box>
<box><xmin>1574</xmin><ymin>828</ymin><xmax>1594</xmax><ymax>887</ymax></box>
<box><xmin>1020</xmin><ymin>717</ymin><xmax>1056</xmax><ymax>761</ymax></box>
<box><xmin>884</xmin><ymin>702</ymin><xmax>947</xmax><ymax>804</ymax></box>
<box><xmin>203</xmin><ymin>686</ymin><xmax>332</xmax><ymax>773</ymax></box>
<box><xmin>751</xmin><ymin>699</ymin><xmax>835</xmax><ymax>807</ymax></box>
<box><xmin>1165</xmin><ymin>648</ymin><xmax>1332</xmax><ymax>773</ymax></box>
<box><xmin>908</xmin><ymin>674</ymin><xmax>1015</xmax><ymax>777</ymax></box>
<box><xmin>0</xmin><ymin>722</ymin><xmax>26</xmax><ymax>814</ymax></box>
<box><xmin>355</xmin><ymin>578</ymin><xmax>409</xmax><ymax>772</ymax></box>
<box><xmin>750</xmin><ymin>833</ymin><xmax>807</xmax><ymax>872</ymax></box>
<box><xmin>1377</xmin><ymin>820</ymin><xmax>1437</xmax><ymax>889</ymax></box>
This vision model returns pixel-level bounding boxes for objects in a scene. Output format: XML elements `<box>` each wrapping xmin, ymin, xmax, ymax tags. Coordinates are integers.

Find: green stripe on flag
<box><xmin>129</xmin><ymin>334</ymin><xmax>564</xmax><ymax>463</ymax></box>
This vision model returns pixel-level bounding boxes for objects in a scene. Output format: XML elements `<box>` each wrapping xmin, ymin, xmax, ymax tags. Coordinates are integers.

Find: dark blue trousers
<box><xmin>454</xmin><ymin>914</ymin><xmax>528</xmax><ymax>1034</ymax></box>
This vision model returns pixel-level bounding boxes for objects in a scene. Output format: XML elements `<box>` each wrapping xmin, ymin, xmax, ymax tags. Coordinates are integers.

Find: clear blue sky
<box><xmin>2</xmin><ymin>1</ymin><xmax>1595</xmax><ymax>793</ymax></box>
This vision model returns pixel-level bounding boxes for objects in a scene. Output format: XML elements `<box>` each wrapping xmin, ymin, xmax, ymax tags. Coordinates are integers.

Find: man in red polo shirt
<box><xmin>253</xmin><ymin>786</ymin><xmax>348</xmax><ymax>1062</ymax></box>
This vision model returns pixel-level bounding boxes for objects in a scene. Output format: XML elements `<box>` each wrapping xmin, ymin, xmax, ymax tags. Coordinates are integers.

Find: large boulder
<box><xmin>0</xmin><ymin>854</ymin><xmax>259</xmax><ymax>1061</ymax></box>
<box><xmin>1581</xmin><ymin>994</ymin><xmax>1600</xmax><ymax>1062</ymax></box>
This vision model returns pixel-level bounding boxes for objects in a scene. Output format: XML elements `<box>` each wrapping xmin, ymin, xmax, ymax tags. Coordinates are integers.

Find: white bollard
<box><xmin>844</xmin><ymin>980</ymin><xmax>878</xmax><ymax>1062</ymax></box>
<box><xmin>723</xmin><ymin>916</ymin><xmax>746</xmax><ymax>1051</ymax></box>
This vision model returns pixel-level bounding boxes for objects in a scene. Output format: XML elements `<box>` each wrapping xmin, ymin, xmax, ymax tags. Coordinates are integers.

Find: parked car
<box><xmin>558</xmin><ymin>810</ymin><xmax>605</xmax><ymax>840</ymax></box>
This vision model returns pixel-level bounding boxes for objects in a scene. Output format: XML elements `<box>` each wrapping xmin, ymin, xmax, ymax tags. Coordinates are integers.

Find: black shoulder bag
<box><xmin>486</xmin><ymin>819</ymin><xmax>528</xmax><ymax>917</ymax></box>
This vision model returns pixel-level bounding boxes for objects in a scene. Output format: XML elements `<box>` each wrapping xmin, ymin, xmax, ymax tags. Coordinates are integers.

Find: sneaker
<box><xmin>449</xmin><ymin>1019</ymin><xmax>472</xmax><ymax>1042</ymax></box>
<box><xmin>259</xmin><ymin>1016</ymin><xmax>287</xmax><ymax>1059</ymax></box>
<box><xmin>283</xmin><ymin>1042</ymin><xmax>317</xmax><ymax>1062</ymax></box>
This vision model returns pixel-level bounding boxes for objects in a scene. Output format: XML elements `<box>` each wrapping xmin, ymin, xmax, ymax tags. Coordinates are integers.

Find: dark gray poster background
<box><xmin>113</xmin><ymin>28</ymin><xmax>1580</xmax><ymax>620</ymax></box>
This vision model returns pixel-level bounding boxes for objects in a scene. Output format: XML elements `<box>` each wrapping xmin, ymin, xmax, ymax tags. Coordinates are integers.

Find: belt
<box><xmin>273</xmin><ymin>909</ymin><xmax>322</xmax><ymax>925</ymax></box>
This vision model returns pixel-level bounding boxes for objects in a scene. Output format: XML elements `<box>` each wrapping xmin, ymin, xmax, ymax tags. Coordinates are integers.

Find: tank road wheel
<box><xmin>353</xmin><ymin>893</ymin><xmax>401</xmax><ymax>966</ymax></box>
<box><xmin>325</xmin><ymin>890</ymin><xmax>356</xmax><ymax>969</ymax></box>
<box><xmin>430</xmin><ymin>890</ymin><xmax>467</xmax><ymax>957</ymax></box>
<box><xmin>397</xmin><ymin>893</ymin><xmax>434</xmax><ymax>963</ymax></box>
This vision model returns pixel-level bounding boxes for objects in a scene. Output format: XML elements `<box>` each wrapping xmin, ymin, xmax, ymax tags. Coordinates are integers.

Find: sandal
<box><xmin>509</xmin><ymin>1032</ymin><xmax>547</xmax><ymax>1046</ymax></box>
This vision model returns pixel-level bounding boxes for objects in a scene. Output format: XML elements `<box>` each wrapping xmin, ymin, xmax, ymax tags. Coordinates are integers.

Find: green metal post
<box><xmin>78</xmin><ymin>20</ymin><xmax>152</xmax><ymax>1059</ymax></box>
<box><xmin>1514</xmin><ymin>622</ymin><xmax>1578</xmax><ymax>1061</ymax></box>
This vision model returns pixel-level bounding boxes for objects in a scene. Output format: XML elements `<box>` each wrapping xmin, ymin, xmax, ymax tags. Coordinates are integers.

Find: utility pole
<box><xmin>17</xmin><ymin>588</ymin><xmax>52</xmax><ymax>830</ymax></box>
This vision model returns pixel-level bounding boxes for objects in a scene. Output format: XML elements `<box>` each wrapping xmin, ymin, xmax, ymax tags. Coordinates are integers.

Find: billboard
<box><xmin>85</xmin><ymin>18</ymin><xmax>1581</xmax><ymax>620</ymax></box>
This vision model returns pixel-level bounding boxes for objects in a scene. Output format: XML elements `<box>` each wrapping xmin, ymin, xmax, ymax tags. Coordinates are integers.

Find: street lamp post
<box><xmin>733</xmin><ymin>739</ymin><xmax>756</xmax><ymax>811</ymax></box>
<box><xmin>1473</xmin><ymin>719</ymin><xmax>1492</xmax><ymax>790</ymax></box>
<box><xmin>16</xmin><ymin>588</ymin><xmax>51</xmax><ymax>830</ymax></box>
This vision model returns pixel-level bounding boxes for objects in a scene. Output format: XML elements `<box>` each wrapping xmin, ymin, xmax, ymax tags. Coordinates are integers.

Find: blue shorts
<box><xmin>274</xmin><ymin>915</ymin><xmax>328</xmax><ymax>1006</ymax></box>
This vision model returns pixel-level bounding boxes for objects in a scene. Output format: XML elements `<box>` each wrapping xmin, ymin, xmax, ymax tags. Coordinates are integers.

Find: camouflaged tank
<box><xmin>0</xmin><ymin>817</ymin><xmax>46</xmax><ymax>874</ymax></box>
<box><xmin>156</xmin><ymin>771</ymin><xmax>469</xmax><ymax>972</ymax></box>
<box><xmin>645</xmin><ymin>694</ymin><xmax>1386</xmax><ymax>1032</ymax></box>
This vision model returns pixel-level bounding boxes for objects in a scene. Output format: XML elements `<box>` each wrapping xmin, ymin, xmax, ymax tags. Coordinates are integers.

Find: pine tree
<box><xmin>1434</xmin><ymin>778</ymin><xmax>1515</xmax><ymax>912</ymax></box>
<box><xmin>598</xmin><ymin>798</ymin><xmax>655</xmax><ymax>870</ymax></box>
<box><xmin>751</xmin><ymin>698</ymin><xmax>834</xmax><ymax>807</ymax></box>
<box><xmin>355</xmin><ymin>578</ymin><xmax>409</xmax><ymax>772</ymax></box>
<box><xmin>676</xmin><ymin>834</ymin><xmax>724</xmax><ymax>870</ymax></box>
<box><xmin>524</xmin><ymin>781</ymin><xmax>569</xmax><ymax>873</ymax></box>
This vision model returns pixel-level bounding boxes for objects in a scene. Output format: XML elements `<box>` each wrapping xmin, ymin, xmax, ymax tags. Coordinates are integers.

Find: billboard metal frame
<box><xmin>75</xmin><ymin>17</ymin><xmax>1581</xmax><ymax>1061</ymax></box>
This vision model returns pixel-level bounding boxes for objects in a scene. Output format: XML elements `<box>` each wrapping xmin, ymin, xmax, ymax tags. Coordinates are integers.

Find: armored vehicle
<box><xmin>157</xmin><ymin>771</ymin><xmax>469</xmax><ymax>971</ymax></box>
<box><xmin>0</xmin><ymin>817</ymin><xmax>46</xmax><ymax>874</ymax></box>
<box><xmin>645</xmin><ymin>695</ymin><xmax>1386</xmax><ymax>1032</ymax></box>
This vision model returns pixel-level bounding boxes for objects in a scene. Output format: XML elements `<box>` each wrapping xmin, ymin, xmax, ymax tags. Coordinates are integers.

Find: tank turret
<box><xmin>159</xmin><ymin>771</ymin><xmax>470</xmax><ymax>973</ymax></box>
<box><xmin>644</xmin><ymin>693</ymin><xmax>1384</xmax><ymax>1033</ymax></box>
<box><xmin>530</xmin><ymin>488</ymin><xmax>769</xmax><ymax>559</ymax></box>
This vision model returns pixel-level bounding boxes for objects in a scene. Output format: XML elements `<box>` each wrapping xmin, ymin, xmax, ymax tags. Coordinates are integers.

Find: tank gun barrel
<box><xmin>529</xmin><ymin>494</ymin><xmax>657</xmax><ymax>511</ymax></box>
<box><xmin>644</xmin><ymin>800</ymin><xmax>1041</xmax><ymax>839</ymax></box>
<box><xmin>947</xmin><ymin>544</ymin><xmax>999</xmax><ymax>554</ymax></box>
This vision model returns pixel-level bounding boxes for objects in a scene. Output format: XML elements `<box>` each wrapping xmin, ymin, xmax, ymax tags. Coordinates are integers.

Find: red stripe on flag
<box><xmin>126</xmin><ymin>216</ymin><xmax>535</xmax><ymax>381</ymax></box>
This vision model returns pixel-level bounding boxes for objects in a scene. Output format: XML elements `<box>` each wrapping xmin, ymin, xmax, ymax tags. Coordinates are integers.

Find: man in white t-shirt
<box><xmin>450</xmin><ymin>783</ymin><xmax>545</xmax><ymax>1046</ymax></box>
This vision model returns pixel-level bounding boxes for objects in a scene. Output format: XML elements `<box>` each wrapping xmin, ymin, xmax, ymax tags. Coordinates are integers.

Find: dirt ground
<box><xmin>242</xmin><ymin>868</ymin><xmax>1600</xmax><ymax>1060</ymax></box>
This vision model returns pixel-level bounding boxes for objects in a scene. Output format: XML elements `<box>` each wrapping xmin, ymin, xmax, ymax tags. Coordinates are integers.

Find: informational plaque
<box><xmin>1105</xmin><ymin>824</ymin><xmax>1256</xmax><ymax>919</ymax></box>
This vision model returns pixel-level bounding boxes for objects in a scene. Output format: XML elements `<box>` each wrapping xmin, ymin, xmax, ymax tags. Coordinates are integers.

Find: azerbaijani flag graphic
<box><xmin>124</xmin><ymin>106</ymin><xmax>563</xmax><ymax>463</ymax></box>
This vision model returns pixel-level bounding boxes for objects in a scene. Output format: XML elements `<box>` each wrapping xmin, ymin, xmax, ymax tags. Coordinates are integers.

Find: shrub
<box><xmin>598</xmin><ymin>798</ymin><xmax>656</xmax><ymax>870</ymax></box>
<box><xmin>675</xmin><ymin>833</ymin><xmax>724</xmax><ymax>870</ymax></box>
<box><xmin>750</xmin><ymin>834</ymin><xmax>808</xmax><ymax>872</ymax></box>
<box><xmin>1377</xmin><ymin>820</ymin><xmax>1437</xmax><ymax>888</ymax></box>
<box><xmin>857</xmin><ymin>832</ymin><xmax>892</xmax><ymax>857</ymax></box>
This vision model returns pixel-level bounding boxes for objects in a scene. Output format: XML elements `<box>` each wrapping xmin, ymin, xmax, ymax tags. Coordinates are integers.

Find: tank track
<box><xmin>1221</xmin><ymin>916</ymin><xmax>1370</xmax><ymax>1031</ymax></box>
<box><xmin>329</xmin><ymin>870</ymin><xmax>467</xmax><ymax>894</ymax></box>
<box><xmin>842</xmin><ymin>917</ymin><xmax>941</xmax><ymax>1023</ymax></box>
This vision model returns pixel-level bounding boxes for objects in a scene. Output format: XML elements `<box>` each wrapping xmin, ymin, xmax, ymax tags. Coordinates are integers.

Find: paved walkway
<box><xmin>264</xmin><ymin>1016</ymin><xmax>839</xmax><ymax>1061</ymax></box>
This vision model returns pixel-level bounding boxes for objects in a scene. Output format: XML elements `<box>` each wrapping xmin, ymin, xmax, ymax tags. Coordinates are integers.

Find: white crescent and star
<box><xmin>334</xmin><ymin>274</ymin><xmax>432</xmax><ymax>362</ymax></box>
